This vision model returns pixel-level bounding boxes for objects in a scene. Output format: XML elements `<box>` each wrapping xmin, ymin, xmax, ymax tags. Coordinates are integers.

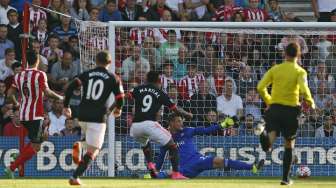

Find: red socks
<box><xmin>10</xmin><ymin>143</ymin><xmax>37</xmax><ymax>171</ymax></box>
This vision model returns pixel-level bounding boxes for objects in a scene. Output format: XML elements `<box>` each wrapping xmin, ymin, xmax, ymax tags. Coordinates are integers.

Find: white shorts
<box><xmin>79</xmin><ymin>121</ymin><xmax>106</xmax><ymax>149</ymax></box>
<box><xmin>130</xmin><ymin>120</ymin><xmax>172</xmax><ymax>146</ymax></box>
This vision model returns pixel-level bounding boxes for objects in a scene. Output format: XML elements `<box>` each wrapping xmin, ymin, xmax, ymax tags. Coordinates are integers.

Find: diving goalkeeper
<box><xmin>154</xmin><ymin>113</ymin><xmax>264</xmax><ymax>178</ymax></box>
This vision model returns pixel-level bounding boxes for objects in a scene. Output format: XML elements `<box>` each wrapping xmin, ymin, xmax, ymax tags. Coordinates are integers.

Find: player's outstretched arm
<box><xmin>45</xmin><ymin>88</ymin><xmax>63</xmax><ymax>101</ymax></box>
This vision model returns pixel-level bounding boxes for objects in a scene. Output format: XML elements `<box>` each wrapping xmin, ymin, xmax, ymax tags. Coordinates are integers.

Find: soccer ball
<box><xmin>296</xmin><ymin>165</ymin><xmax>311</xmax><ymax>178</ymax></box>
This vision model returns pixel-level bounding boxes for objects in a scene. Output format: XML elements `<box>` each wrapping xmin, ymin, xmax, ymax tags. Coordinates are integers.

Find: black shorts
<box><xmin>264</xmin><ymin>104</ymin><xmax>301</xmax><ymax>140</ymax></box>
<box><xmin>21</xmin><ymin>120</ymin><xmax>45</xmax><ymax>143</ymax></box>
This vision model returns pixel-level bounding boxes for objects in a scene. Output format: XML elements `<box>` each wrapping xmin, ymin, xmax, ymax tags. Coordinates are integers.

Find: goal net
<box><xmin>75</xmin><ymin>21</ymin><xmax>336</xmax><ymax>178</ymax></box>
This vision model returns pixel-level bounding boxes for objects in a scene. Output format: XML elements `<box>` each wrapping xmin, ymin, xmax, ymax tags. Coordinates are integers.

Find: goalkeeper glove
<box><xmin>220</xmin><ymin>117</ymin><xmax>235</xmax><ymax>129</ymax></box>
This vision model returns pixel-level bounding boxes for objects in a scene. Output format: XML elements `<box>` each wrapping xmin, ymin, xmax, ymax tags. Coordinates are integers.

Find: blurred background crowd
<box><xmin>0</xmin><ymin>0</ymin><xmax>336</xmax><ymax>138</ymax></box>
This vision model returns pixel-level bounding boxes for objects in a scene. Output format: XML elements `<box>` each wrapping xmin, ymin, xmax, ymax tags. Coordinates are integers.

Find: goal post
<box><xmin>76</xmin><ymin>21</ymin><xmax>336</xmax><ymax>178</ymax></box>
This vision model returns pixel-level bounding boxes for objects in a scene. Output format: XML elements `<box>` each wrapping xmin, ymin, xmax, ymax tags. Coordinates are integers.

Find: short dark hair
<box><xmin>106</xmin><ymin>0</ymin><xmax>116</xmax><ymax>4</ymax></box>
<box><xmin>5</xmin><ymin>48</ymin><xmax>15</xmax><ymax>55</ymax></box>
<box><xmin>146</xmin><ymin>71</ymin><xmax>160</xmax><ymax>83</ymax></box>
<box><xmin>7</xmin><ymin>9</ymin><xmax>18</xmax><ymax>18</ymax></box>
<box><xmin>167</xmin><ymin>30</ymin><xmax>176</xmax><ymax>35</ymax></box>
<box><xmin>26</xmin><ymin>49</ymin><xmax>38</xmax><ymax>66</ymax></box>
<box><xmin>48</xmin><ymin>34</ymin><xmax>59</xmax><ymax>40</ymax></box>
<box><xmin>285</xmin><ymin>42</ymin><xmax>300</xmax><ymax>58</ymax></box>
<box><xmin>11</xmin><ymin>62</ymin><xmax>21</xmax><ymax>70</ymax></box>
<box><xmin>96</xmin><ymin>51</ymin><xmax>111</xmax><ymax>65</ymax></box>
<box><xmin>168</xmin><ymin>113</ymin><xmax>182</xmax><ymax>123</ymax></box>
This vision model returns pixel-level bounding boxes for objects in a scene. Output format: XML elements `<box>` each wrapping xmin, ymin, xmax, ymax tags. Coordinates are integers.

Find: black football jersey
<box><xmin>77</xmin><ymin>67</ymin><xmax>124</xmax><ymax>123</ymax></box>
<box><xmin>132</xmin><ymin>84</ymin><xmax>176</xmax><ymax>122</ymax></box>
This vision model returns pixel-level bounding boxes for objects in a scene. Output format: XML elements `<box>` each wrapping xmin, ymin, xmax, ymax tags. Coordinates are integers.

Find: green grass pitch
<box><xmin>0</xmin><ymin>177</ymin><xmax>335</xmax><ymax>188</ymax></box>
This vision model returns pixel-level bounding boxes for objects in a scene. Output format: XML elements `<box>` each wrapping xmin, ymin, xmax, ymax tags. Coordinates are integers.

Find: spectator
<box><xmin>201</xmin><ymin>45</ymin><xmax>217</xmax><ymax>76</ymax></box>
<box><xmin>313</xmin><ymin>82</ymin><xmax>334</xmax><ymax>111</ymax></box>
<box><xmin>67</xmin><ymin>35</ymin><xmax>80</xmax><ymax>59</ymax></box>
<box><xmin>31</xmin><ymin>40</ymin><xmax>48</xmax><ymax>72</ymax></box>
<box><xmin>165</xmin><ymin>0</ymin><xmax>184</xmax><ymax>19</ymax></box>
<box><xmin>311</xmin><ymin>0</ymin><xmax>336</xmax><ymax>22</ymax></box>
<box><xmin>190</xmin><ymin>80</ymin><xmax>217</xmax><ymax>122</ymax></box>
<box><xmin>238</xmin><ymin>114</ymin><xmax>255</xmax><ymax>136</ymax></box>
<box><xmin>242</xmin><ymin>0</ymin><xmax>269</xmax><ymax>22</ymax></box>
<box><xmin>268</xmin><ymin>0</ymin><xmax>285</xmax><ymax>22</ymax></box>
<box><xmin>29</xmin><ymin>0</ymin><xmax>47</xmax><ymax>32</ymax></box>
<box><xmin>121</xmin><ymin>45</ymin><xmax>150</xmax><ymax>81</ymax></box>
<box><xmin>216</xmin><ymin>77</ymin><xmax>243</xmax><ymax>118</ymax></box>
<box><xmin>146</xmin><ymin>0</ymin><xmax>177</xmax><ymax>21</ymax></box>
<box><xmin>0</xmin><ymin>48</ymin><xmax>16</xmax><ymax>81</ymax></box>
<box><xmin>0</xmin><ymin>24</ymin><xmax>14</xmax><ymax>59</ymax></box>
<box><xmin>129</xmin><ymin>17</ymin><xmax>155</xmax><ymax>45</ymax></box>
<box><xmin>50</xmin><ymin>51</ymin><xmax>79</xmax><ymax>92</ymax></box>
<box><xmin>315</xmin><ymin>113</ymin><xmax>336</xmax><ymax>137</ymax></box>
<box><xmin>178</xmin><ymin>61</ymin><xmax>205</xmax><ymax>100</ymax></box>
<box><xmin>90</xmin><ymin>0</ymin><xmax>105</xmax><ymax>9</ymax></box>
<box><xmin>4</xmin><ymin>61</ymin><xmax>21</xmax><ymax>92</ymax></box>
<box><xmin>99</xmin><ymin>0</ymin><xmax>122</xmax><ymax>22</ymax></box>
<box><xmin>231</xmin><ymin>11</ymin><xmax>245</xmax><ymax>21</ymax></box>
<box><xmin>277</xmin><ymin>35</ymin><xmax>309</xmax><ymax>57</ymax></box>
<box><xmin>184</xmin><ymin>0</ymin><xmax>211</xmax><ymax>21</ymax></box>
<box><xmin>70</xmin><ymin>0</ymin><xmax>91</xmax><ymax>21</ymax></box>
<box><xmin>41</xmin><ymin>34</ymin><xmax>63</xmax><ymax>68</ymax></box>
<box><xmin>297</xmin><ymin>113</ymin><xmax>315</xmax><ymax>137</ymax></box>
<box><xmin>0</xmin><ymin>102</ymin><xmax>13</xmax><ymax>135</ymax></box>
<box><xmin>6</xmin><ymin>9</ymin><xmax>22</xmax><ymax>61</ymax></box>
<box><xmin>153</xmin><ymin>10</ymin><xmax>182</xmax><ymax>43</ymax></box>
<box><xmin>120</xmin><ymin>0</ymin><xmax>144</xmax><ymax>21</ymax></box>
<box><xmin>48</xmin><ymin>98</ymin><xmax>66</xmax><ymax>136</ymax></box>
<box><xmin>309</xmin><ymin>62</ymin><xmax>335</xmax><ymax>94</ymax></box>
<box><xmin>89</xmin><ymin>7</ymin><xmax>100</xmax><ymax>21</ymax></box>
<box><xmin>60</xmin><ymin>118</ymin><xmax>81</xmax><ymax>136</ymax></box>
<box><xmin>172</xmin><ymin>46</ymin><xmax>188</xmax><ymax>80</ymax></box>
<box><xmin>236</xmin><ymin>65</ymin><xmax>257</xmax><ymax>98</ymax></box>
<box><xmin>160</xmin><ymin>62</ymin><xmax>175</xmax><ymax>92</ymax></box>
<box><xmin>202</xmin><ymin>109</ymin><xmax>225</xmax><ymax>136</ymax></box>
<box><xmin>47</xmin><ymin>0</ymin><xmax>67</xmax><ymax>31</ymax></box>
<box><xmin>2</xmin><ymin>107</ymin><xmax>28</xmax><ymax>137</ymax></box>
<box><xmin>0</xmin><ymin>80</ymin><xmax>5</xmax><ymax>108</ymax></box>
<box><xmin>208</xmin><ymin>63</ymin><xmax>231</xmax><ymax>96</ymax></box>
<box><xmin>141</xmin><ymin>36</ymin><xmax>161</xmax><ymax>69</ymax></box>
<box><xmin>32</xmin><ymin>18</ymin><xmax>49</xmax><ymax>48</ymax></box>
<box><xmin>244</xmin><ymin>89</ymin><xmax>262</xmax><ymax>121</ymax></box>
<box><xmin>235</xmin><ymin>0</ymin><xmax>266</xmax><ymax>8</ymax></box>
<box><xmin>212</xmin><ymin>0</ymin><xmax>242</xmax><ymax>21</ymax></box>
<box><xmin>314</xmin><ymin>35</ymin><xmax>332</xmax><ymax>61</ymax></box>
<box><xmin>159</xmin><ymin>30</ymin><xmax>184</xmax><ymax>62</ymax></box>
<box><xmin>0</xmin><ymin>0</ymin><xmax>15</xmax><ymax>24</ymax></box>
<box><xmin>52</xmin><ymin>13</ymin><xmax>77</xmax><ymax>42</ymax></box>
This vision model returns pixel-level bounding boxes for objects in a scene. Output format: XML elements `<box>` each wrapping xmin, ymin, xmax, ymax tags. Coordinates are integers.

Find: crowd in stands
<box><xmin>0</xmin><ymin>0</ymin><xmax>336</xmax><ymax>138</ymax></box>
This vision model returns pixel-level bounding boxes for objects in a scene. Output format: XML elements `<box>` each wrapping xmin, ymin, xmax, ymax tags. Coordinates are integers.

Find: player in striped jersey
<box><xmin>4</xmin><ymin>50</ymin><xmax>63</xmax><ymax>179</ymax></box>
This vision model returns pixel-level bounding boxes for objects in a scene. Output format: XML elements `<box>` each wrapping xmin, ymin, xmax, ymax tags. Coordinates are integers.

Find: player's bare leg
<box><xmin>142</xmin><ymin>142</ymin><xmax>158</xmax><ymax>178</ymax></box>
<box><xmin>4</xmin><ymin>143</ymin><xmax>41</xmax><ymax>179</ymax></box>
<box><xmin>163</xmin><ymin>139</ymin><xmax>188</xmax><ymax>179</ymax></box>
<box><xmin>69</xmin><ymin>145</ymin><xmax>99</xmax><ymax>186</ymax></box>
<box><xmin>281</xmin><ymin>139</ymin><xmax>295</xmax><ymax>186</ymax></box>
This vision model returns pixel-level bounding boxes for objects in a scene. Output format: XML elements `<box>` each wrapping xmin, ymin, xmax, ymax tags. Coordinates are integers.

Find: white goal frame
<box><xmin>106</xmin><ymin>21</ymin><xmax>336</xmax><ymax>177</ymax></box>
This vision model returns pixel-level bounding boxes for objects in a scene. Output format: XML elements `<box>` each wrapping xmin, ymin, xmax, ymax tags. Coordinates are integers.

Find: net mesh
<box><xmin>75</xmin><ymin>21</ymin><xmax>336</xmax><ymax>177</ymax></box>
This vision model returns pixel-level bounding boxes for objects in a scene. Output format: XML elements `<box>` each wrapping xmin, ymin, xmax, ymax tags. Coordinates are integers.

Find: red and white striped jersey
<box><xmin>29</xmin><ymin>8</ymin><xmax>47</xmax><ymax>32</ymax></box>
<box><xmin>178</xmin><ymin>74</ymin><xmax>205</xmax><ymax>100</ymax></box>
<box><xmin>243</xmin><ymin>8</ymin><xmax>268</xmax><ymax>22</ymax></box>
<box><xmin>212</xmin><ymin>5</ymin><xmax>242</xmax><ymax>21</ymax></box>
<box><xmin>129</xmin><ymin>28</ymin><xmax>155</xmax><ymax>45</ymax></box>
<box><xmin>87</xmin><ymin>36</ymin><xmax>109</xmax><ymax>50</ymax></box>
<box><xmin>13</xmin><ymin>68</ymin><xmax>49</xmax><ymax>121</ymax></box>
<box><xmin>160</xmin><ymin>74</ymin><xmax>176</xmax><ymax>92</ymax></box>
<box><xmin>41</xmin><ymin>47</ymin><xmax>63</xmax><ymax>60</ymax></box>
